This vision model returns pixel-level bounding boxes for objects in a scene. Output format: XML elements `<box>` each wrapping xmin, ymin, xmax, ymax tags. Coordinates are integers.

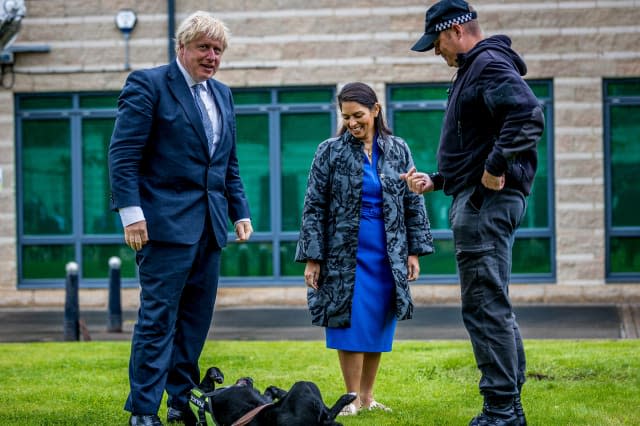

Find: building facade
<box><xmin>1</xmin><ymin>0</ymin><xmax>639</xmax><ymax>308</ymax></box>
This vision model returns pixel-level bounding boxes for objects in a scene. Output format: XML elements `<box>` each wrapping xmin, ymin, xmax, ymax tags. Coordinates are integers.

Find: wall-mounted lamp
<box><xmin>115</xmin><ymin>8</ymin><xmax>137</xmax><ymax>70</ymax></box>
<box><xmin>0</xmin><ymin>0</ymin><xmax>26</xmax><ymax>51</ymax></box>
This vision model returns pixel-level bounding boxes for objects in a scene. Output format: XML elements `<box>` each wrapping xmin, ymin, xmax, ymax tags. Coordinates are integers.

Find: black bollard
<box><xmin>107</xmin><ymin>256</ymin><xmax>123</xmax><ymax>332</ymax></box>
<box><xmin>63</xmin><ymin>261</ymin><xmax>80</xmax><ymax>341</ymax></box>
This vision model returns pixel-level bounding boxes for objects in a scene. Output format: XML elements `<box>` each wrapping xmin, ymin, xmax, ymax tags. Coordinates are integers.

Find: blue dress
<box><xmin>326</xmin><ymin>140</ymin><xmax>397</xmax><ymax>352</ymax></box>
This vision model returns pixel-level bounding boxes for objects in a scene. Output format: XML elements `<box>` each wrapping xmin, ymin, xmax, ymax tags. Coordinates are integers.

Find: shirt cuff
<box><xmin>234</xmin><ymin>218</ymin><xmax>251</xmax><ymax>226</ymax></box>
<box><xmin>118</xmin><ymin>206</ymin><xmax>145</xmax><ymax>227</ymax></box>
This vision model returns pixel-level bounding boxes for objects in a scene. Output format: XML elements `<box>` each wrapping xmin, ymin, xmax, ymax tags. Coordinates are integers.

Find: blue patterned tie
<box><xmin>193</xmin><ymin>84</ymin><xmax>214</xmax><ymax>156</ymax></box>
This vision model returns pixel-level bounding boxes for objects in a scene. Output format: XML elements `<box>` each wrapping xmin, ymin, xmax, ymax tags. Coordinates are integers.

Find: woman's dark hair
<box><xmin>337</xmin><ymin>82</ymin><xmax>392</xmax><ymax>137</ymax></box>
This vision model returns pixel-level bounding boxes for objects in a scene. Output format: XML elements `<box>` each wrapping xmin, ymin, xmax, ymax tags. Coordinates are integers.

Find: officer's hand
<box><xmin>481</xmin><ymin>170</ymin><xmax>505</xmax><ymax>190</ymax></box>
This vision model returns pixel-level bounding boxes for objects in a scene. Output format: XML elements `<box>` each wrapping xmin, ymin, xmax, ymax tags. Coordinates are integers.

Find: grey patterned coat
<box><xmin>295</xmin><ymin>131</ymin><xmax>434</xmax><ymax>327</ymax></box>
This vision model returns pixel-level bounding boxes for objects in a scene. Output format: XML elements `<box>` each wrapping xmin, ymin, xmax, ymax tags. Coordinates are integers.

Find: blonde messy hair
<box><xmin>174</xmin><ymin>11</ymin><xmax>230</xmax><ymax>54</ymax></box>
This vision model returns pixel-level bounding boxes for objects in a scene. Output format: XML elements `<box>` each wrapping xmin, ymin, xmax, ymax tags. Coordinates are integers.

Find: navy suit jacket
<box><xmin>109</xmin><ymin>60</ymin><xmax>250</xmax><ymax>247</ymax></box>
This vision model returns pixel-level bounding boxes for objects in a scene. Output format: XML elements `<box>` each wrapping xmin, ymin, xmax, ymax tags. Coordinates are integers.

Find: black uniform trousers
<box><xmin>450</xmin><ymin>185</ymin><xmax>527</xmax><ymax>399</ymax></box>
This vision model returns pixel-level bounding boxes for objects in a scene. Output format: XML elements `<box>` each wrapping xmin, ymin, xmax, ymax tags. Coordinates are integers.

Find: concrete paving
<box><xmin>0</xmin><ymin>304</ymin><xmax>635</xmax><ymax>343</ymax></box>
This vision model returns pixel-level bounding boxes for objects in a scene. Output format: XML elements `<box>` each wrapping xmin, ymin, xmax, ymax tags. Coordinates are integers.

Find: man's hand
<box><xmin>400</xmin><ymin>167</ymin><xmax>434</xmax><ymax>194</ymax></box>
<box><xmin>124</xmin><ymin>220</ymin><xmax>149</xmax><ymax>251</ymax></box>
<box><xmin>304</xmin><ymin>260</ymin><xmax>321</xmax><ymax>290</ymax></box>
<box><xmin>481</xmin><ymin>170</ymin><xmax>505</xmax><ymax>191</ymax></box>
<box><xmin>235</xmin><ymin>220</ymin><xmax>253</xmax><ymax>242</ymax></box>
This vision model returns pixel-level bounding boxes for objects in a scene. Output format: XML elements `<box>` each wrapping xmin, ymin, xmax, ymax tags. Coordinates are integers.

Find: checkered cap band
<box><xmin>434</xmin><ymin>12</ymin><xmax>475</xmax><ymax>32</ymax></box>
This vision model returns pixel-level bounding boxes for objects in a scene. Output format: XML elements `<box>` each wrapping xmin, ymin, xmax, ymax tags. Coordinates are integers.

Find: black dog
<box><xmin>189</xmin><ymin>366</ymin><xmax>356</xmax><ymax>426</ymax></box>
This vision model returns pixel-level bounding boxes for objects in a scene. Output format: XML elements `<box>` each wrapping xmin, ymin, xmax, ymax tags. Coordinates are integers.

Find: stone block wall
<box><xmin>1</xmin><ymin>0</ymin><xmax>639</xmax><ymax>307</ymax></box>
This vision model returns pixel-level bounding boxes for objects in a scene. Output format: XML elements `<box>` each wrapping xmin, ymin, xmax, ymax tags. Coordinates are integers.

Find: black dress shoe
<box><xmin>129</xmin><ymin>414</ymin><xmax>164</xmax><ymax>426</ymax></box>
<box><xmin>469</xmin><ymin>412</ymin><xmax>518</xmax><ymax>426</ymax></box>
<box><xmin>167</xmin><ymin>406</ymin><xmax>197</xmax><ymax>426</ymax></box>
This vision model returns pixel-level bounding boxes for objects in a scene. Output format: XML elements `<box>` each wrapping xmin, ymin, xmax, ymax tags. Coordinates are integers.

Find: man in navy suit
<box><xmin>109</xmin><ymin>11</ymin><xmax>252</xmax><ymax>426</ymax></box>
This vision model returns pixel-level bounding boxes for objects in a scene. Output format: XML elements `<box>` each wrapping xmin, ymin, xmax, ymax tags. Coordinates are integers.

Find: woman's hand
<box><xmin>408</xmin><ymin>255</ymin><xmax>420</xmax><ymax>281</ymax></box>
<box><xmin>304</xmin><ymin>260</ymin><xmax>321</xmax><ymax>290</ymax></box>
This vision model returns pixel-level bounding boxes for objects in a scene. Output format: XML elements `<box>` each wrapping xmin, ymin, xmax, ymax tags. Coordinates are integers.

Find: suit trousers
<box><xmin>450</xmin><ymin>185</ymin><xmax>527</xmax><ymax>399</ymax></box>
<box><xmin>125</xmin><ymin>224</ymin><xmax>221</xmax><ymax>415</ymax></box>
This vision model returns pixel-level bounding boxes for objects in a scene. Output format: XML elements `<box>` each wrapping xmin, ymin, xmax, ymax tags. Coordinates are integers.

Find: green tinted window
<box><xmin>19</xmin><ymin>96</ymin><xmax>73</xmax><ymax>110</ymax></box>
<box><xmin>392</xmin><ymin>109</ymin><xmax>450</xmax><ymax>230</ymax></box>
<box><xmin>524</xmin><ymin>111</ymin><xmax>550</xmax><ymax>229</ymax></box>
<box><xmin>278</xmin><ymin>89</ymin><xmax>333</xmax><ymax>104</ymax></box>
<box><xmin>18</xmin><ymin>88</ymin><xmax>334</xmax><ymax>286</ymax></box>
<box><xmin>236</xmin><ymin>113</ymin><xmax>271</xmax><ymax>232</ymax></box>
<box><xmin>80</xmin><ymin>94</ymin><xmax>119</xmax><ymax>109</ymax></box>
<box><xmin>220</xmin><ymin>243</ymin><xmax>273</xmax><ymax>277</ymax></box>
<box><xmin>22</xmin><ymin>245</ymin><xmax>74</xmax><ymax>279</ymax></box>
<box><xmin>610</xmin><ymin>237</ymin><xmax>640</xmax><ymax>273</ymax></box>
<box><xmin>512</xmin><ymin>237</ymin><xmax>552</xmax><ymax>274</ymax></box>
<box><xmin>280</xmin><ymin>241</ymin><xmax>305</xmax><ymax>276</ymax></box>
<box><xmin>82</xmin><ymin>244</ymin><xmax>137</xmax><ymax>279</ymax></box>
<box><xmin>83</xmin><ymin>118</ymin><xmax>119</xmax><ymax>234</ymax></box>
<box><xmin>607</xmin><ymin>81</ymin><xmax>640</xmax><ymax>97</ymax></box>
<box><xmin>527</xmin><ymin>81</ymin><xmax>550</xmax><ymax>98</ymax></box>
<box><xmin>419</xmin><ymin>239</ymin><xmax>456</xmax><ymax>275</ymax></box>
<box><xmin>18</xmin><ymin>94</ymin><xmax>126</xmax><ymax>287</ymax></box>
<box><xmin>281</xmin><ymin>112</ymin><xmax>332</xmax><ymax>231</ymax></box>
<box><xmin>610</xmin><ymin>105</ymin><xmax>640</xmax><ymax>227</ymax></box>
<box><xmin>233</xmin><ymin>90</ymin><xmax>271</xmax><ymax>105</ymax></box>
<box><xmin>22</xmin><ymin>119</ymin><xmax>72</xmax><ymax>235</ymax></box>
<box><xmin>227</xmin><ymin>87</ymin><xmax>334</xmax><ymax>280</ymax></box>
<box><xmin>392</xmin><ymin>110</ymin><xmax>442</xmax><ymax>169</ymax></box>
<box><xmin>606</xmin><ymin>80</ymin><xmax>640</xmax><ymax>278</ymax></box>
<box><xmin>390</xmin><ymin>86</ymin><xmax>449</xmax><ymax>102</ymax></box>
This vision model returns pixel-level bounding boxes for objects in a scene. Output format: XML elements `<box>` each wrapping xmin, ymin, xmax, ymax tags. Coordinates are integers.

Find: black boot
<box><xmin>470</xmin><ymin>397</ymin><xmax>518</xmax><ymax>426</ymax></box>
<box><xmin>513</xmin><ymin>394</ymin><xmax>527</xmax><ymax>426</ymax></box>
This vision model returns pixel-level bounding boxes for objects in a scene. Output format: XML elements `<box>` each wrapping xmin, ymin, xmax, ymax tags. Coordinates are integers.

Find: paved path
<box><xmin>0</xmin><ymin>304</ymin><xmax>634</xmax><ymax>343</ymax></box>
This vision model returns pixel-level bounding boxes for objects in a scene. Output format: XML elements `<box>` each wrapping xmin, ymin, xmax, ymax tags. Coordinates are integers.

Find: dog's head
<box><xmin>269</xmin><ymin>381</ymin><xmax>357</xmax><ymax>426</ymax></box>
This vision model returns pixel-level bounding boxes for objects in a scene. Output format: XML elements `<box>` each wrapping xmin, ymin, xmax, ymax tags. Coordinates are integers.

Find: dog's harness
<box><xmin>189</xmin><ymin>387</ymin><xmax>218</xmax><ymax>426</ymax></box>
<box><xmin>189</xmin><ymin>386</ymin><xmax>274</xmax><ymax>426</ymax></box>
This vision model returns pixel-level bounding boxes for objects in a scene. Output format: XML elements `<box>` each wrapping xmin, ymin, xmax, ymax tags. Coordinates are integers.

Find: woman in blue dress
<box><xmin>296</xmin><ymin>82</ymin><xmax>434</xmax><ymax>415</ymax></box>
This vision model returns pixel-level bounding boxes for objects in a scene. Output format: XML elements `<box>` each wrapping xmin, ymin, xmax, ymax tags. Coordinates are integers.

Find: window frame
<box><xmin>15</xmin><ymin>92</ymin><xmax>131</xmax><ymax>289</ymax></box>
<box><xmin>386</xmin><ymin>81</ymin><xmax>556</xmax><ymax>284</ymax></box>
<box><xmin>603</xmin><ymin>78</ymin><xmax>640</xmax><ymax>281</ymax></box>
<box><xmin>15</xmin><ymin>88</ymin><xmax>337</xmax><ymax>289</ymax></box>
<box><xmin>226</xmin><ymin>86</ymin><xmax>336</xmax><ymax>286</ymax></box>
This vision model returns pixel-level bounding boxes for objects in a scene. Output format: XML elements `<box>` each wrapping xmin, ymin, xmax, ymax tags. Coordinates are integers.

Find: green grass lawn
<box><xmin>0</xmin><ymin>340</ymin><xmax>638</xmax><ymax>425</ymax></box>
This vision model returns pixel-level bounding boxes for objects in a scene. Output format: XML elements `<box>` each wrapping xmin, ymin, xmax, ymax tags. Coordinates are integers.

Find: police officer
<box><xmin>403</xmin><ymin>1</ymin><xmax>544</xmax><ymax>425</ymax></box>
